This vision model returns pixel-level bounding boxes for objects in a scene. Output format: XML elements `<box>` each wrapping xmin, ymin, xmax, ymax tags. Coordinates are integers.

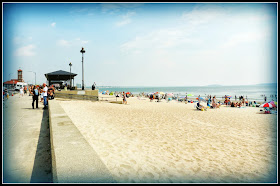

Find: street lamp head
<box><xmin>80</xmin><ymin>47</ymin><xmax>85</xmax><ymax>53</ymax></box>
<box><xmin>69</xmin><ymin>62</ymin><xmax>72</xmax><ymax>66</ymax></box>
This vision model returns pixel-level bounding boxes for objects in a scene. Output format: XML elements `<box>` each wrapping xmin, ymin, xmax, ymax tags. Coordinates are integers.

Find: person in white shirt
<box><xmin>19</xmin><ymin>87</ymin><xmax>24</xmax><ymax>97</ymax></box>
<box><xmin>42</xmin><ymin>83</ymin><xmax>48</xmax><ymax>109</ymax></box>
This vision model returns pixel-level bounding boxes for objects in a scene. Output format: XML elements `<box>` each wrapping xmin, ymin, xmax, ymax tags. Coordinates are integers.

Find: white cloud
<box><xmin>57</xmin><ymin>38</ymin><xmax>89</xmax><ymax>47</ymax></box>
<box><xmin>116</xmin><ymin>11</ymin><xmax>135</xmax><ymax>27</ymax></box>
<box><xmin>51</xmin><ymin>22</ymin><xmax>56</xmax><ymax>27</ymax></box>
<box><xmin>116</xmin><ymin>19</ymin><xmax>132</xmax><ymax>27</ymax></box>
<box><xmin>120</xmin><ymin>27</ymin><xmax>199</xmax><ymax>53</ymax></box>
<box><xmin>15</xmin><ymin>44</ymin><xmax>36</xmax><ymax>56</ymax></box>
<box><xmin>181</xmin><ymin>4</ymin><xmax>228</xmax><ymax>26</ymax></box>
<box><xmin>57</xmin><ymin>39</ymin><xmax>71</xmax><ymax>47</ymax></box>
<box><xmin>222</xmin><ymin>32</ymin><xmax>265</xmax><ymax>49</ymax></box>
<box><xmin>13</xmin><ymin>36</ymin><xmax>33</xmax><ymax>44</ymax></box>
<box><xmin>81</xmin><ymin>40</ymin><xmax>89</xmax><ymax>44</ymax></box>
<box><xmin>121</xmin><ymin>4</ymin><xmax>272</xmax><ymax>55</ymax></box>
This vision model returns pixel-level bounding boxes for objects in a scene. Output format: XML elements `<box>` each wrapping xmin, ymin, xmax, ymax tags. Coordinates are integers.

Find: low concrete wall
<box><xmin>55</xmin><ymin>90</ymin><xmax>99</xmax><ymax>101</ymax></box>
<box><xmin>48</xmin><ymin>99</ymin><xmax>116</xmax><ymax>183</ymax></box>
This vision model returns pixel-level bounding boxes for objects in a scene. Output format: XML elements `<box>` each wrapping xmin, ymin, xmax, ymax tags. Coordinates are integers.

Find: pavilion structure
<box><xmin>44</xmin><ymin>70</ymin><xmax>77</xmax><ymax>87</ymax></box>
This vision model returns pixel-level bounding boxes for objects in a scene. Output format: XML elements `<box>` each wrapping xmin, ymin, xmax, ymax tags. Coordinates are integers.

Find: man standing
<box><xmin>92</xmin><ymin>82</ymin><xmax>96</xmax><ymax>90</ymax></box>
<box><xmin>32</xmin><ymin>86</ymin><xmax>39</xmax><ymax>109</ymax></box>
<box><xmin>42</xmin><ymin>83</ymin><xmax>48</xmax><ymax>109</ymax></box>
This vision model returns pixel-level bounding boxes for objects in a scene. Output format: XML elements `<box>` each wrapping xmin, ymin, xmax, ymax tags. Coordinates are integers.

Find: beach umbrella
<box><xmin>268</xmin><ymin>101</ymin><xmax>276</xmax><ymax>107</ymax></box>
<box><xmin>102</xmin><ymin>91</ymin><xmax>106</xmax><ymax>94</ymax></box>
<box><xmin>196</xmin><ymin>97</ymin><xmax>205</xmax><ymax>100</ymax></box>
<box><xmin>159</xmin><ymin>92</ymin><xmax>165</xmax><ymax>95</ymax></box>
<box><xmin>196</xmin><ymin>97</ymin><xmax>206</xmax><ymax>102</ymax></box>
<box><xmin>187</xmin><ymin>94</ymin><xmax>194</xmax><ymax>97</ymax></box>
<box><xmin>260</xmin><ymin>102</ymin><xmax>274</xmax><ymax>108</ymax></box>
<box><xmin>109</xmin><ymin>92</ymin><xmax>114</xmax><ymax>95</ymax></box>
<box><xmin>167</xmin><ymin>93</ymin><xmax>173</xmax><ymax>96</ymax></box>
<box><xmin>226</xmin><ymin>95</ymin><xmax>232</xmax><ymax>98</ymax></box>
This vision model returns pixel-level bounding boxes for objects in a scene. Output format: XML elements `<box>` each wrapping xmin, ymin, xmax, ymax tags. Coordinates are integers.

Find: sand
<box><xmin>58</xmin><ymin>96</ymin><xmax>277</xmax><ymax>183</ymax></box>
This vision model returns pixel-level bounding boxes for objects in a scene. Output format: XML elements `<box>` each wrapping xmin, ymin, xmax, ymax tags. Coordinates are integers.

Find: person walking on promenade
<box><xmin>39</xmin><ymin>87</ymin><xmax>43</xmax><ymax>102</ymax></box>
<box><xmin>32</xmin><ymin>86</ymin><xmax>39</xmax><ymax>109</ymax></box>
<box><xmin>24</xmin><ymin>86</ymin><xmax>27</xmax><ymax>95</ymax></box>
<box><xmin>19</xmin><ymin>87</ymin><xmax>24</xmax><ymax>97</ymax></box>
<box><xmin>42</xmin><ymin>83</ymin><xmax>48</xmax><ymax>109</ymax></box>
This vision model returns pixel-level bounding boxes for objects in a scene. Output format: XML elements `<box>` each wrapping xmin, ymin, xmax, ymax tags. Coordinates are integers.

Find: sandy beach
<box><xmin>57</xmin><ymin>96</ymin><xmax>277</xmax><ymax>183</ymax></box>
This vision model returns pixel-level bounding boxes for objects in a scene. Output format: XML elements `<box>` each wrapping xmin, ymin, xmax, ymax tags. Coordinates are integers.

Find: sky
<box><xmin>2</xmin><ymin>2</ymin><xmax>278</xmax><ymax>87</ymax></box>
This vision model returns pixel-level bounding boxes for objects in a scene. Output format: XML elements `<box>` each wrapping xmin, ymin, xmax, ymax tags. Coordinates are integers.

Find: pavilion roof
<box><xmin>45</xmin><ymin>70</ymin><xmax>77</xmax><ymax>81</ymax></box>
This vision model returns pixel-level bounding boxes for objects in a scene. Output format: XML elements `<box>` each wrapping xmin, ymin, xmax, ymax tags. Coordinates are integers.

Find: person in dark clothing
<box><xmin>32</xmin><ymin>86</ymin><xmax>39</xmax><ymax>109</ymax></box>
<box><xmin>92</xmin><ymin>82</ymin><xmax>96</xmax><ymax>90</ymax></box>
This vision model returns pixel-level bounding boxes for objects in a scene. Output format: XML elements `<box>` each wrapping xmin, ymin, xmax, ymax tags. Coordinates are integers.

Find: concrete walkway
<box><xmin>3</xmin><ymin>94</ymin><xmax>52</xmax><ymax>183</ymax></box>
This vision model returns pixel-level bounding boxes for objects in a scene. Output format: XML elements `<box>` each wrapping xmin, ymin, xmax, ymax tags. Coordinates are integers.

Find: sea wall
<box><xmin>54</xmin><ymin>90</ymin><xmax>99</xmax><ymax>101</ymax></box>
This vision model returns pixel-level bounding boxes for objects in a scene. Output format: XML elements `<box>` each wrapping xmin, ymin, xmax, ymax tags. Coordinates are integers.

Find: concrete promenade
<box><xmin>3</xmin><ymin>93</ymin><xmax>116</xmax><ymax>183</ymax></box>
<box><xmin>3</xmin><ymin>94</ymin><xmax>52</xmax><ymax>183</ymax></box>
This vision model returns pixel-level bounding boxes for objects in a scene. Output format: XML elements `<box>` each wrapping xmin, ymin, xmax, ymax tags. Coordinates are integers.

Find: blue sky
<box><xmin>3</xmin><ymin>3</ymin><xmax>277</xmax><ymax>86</ymax></box>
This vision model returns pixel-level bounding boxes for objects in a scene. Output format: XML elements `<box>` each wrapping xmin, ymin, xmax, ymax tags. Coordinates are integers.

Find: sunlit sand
<box><xmin>58</xmin><ymin>96</ymin><xmax>277</xmax><ymax>183</ymax></box>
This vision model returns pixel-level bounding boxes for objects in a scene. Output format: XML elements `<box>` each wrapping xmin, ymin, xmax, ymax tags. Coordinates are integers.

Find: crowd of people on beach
<box><xmin>99</xmin><ymin>90</ymin><xmax>278</xmax><ymax>113</ymax></box>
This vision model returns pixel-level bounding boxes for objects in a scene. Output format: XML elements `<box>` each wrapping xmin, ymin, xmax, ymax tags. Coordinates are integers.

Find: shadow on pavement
<box><xmin>30</xmin><ymin>109</ymin><xmax>53</xmax><ymax>183</ymax></box>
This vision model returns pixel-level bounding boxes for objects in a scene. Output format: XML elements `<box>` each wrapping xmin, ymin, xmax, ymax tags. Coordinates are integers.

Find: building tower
<box><xmin>18</xmin><ymin>69</ymin><xmax>23</xmax><ymax>82</ymax></box>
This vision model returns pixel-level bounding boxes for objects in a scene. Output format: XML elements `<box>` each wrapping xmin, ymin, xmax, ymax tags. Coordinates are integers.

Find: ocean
<box><xmin>91</xmin><ymin>84</ymin><xmax>278</xmax><ymax>102</ymax></box>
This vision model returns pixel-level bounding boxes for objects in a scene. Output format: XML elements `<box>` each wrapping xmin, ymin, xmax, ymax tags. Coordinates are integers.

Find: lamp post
<box><xmin>69</xmin><ymin>62</ymin><xmax>72</xmax><ymax>88</ymax></box>
<box><xmin>28</xmin><ymin>71</ymin><xmax>36</xmax><ymax>85</ymax></box>
<box><xmin>80</xmin><ymin>47</ymin><xmax>85</xmax><ymax>90</ymax></box>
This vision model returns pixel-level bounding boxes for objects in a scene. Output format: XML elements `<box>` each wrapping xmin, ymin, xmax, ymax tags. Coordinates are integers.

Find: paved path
<box><xmin>3</xmin><ymin>94</ymin><xmax>52</xmax><ymax>183</ymax></box>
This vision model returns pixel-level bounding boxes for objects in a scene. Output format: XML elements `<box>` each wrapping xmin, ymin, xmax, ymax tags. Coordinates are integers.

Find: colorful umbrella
<box><xmin>187</xmin><ymin>94</ymin><xmax>194</xmax><ymax>97</ymax></box>
<box><xmin>225</xmin><ymin>95</ymin><xmax>232</xmax><ymax>98</ymax></box>
<box><xmin>260</xmin><ymin>102</ymin><xmax>274</xmax><ymax>108</ymax></box>
<box><xmin>159</xmin><ymin>92</ymin><xmax>165</xmax><ymax>95</ymax></box>
<box><xmin>196</xmin><ymin>97</ymin><xmax>205</xmax><ymax>100</ymax></box>
<box><xmin>167</xmin><ymin>93</ymin><xmax>174</xmax><ymax>97</ymax></box>
<box><xmin>268</xmin><ymin>101</ymin><xmax>276</xmax><ymax>107</ymax></box>
<box><xmin>126</xmin><ymin>92</ymin><xmax>130</xmax><ymax>94</ymax></box>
